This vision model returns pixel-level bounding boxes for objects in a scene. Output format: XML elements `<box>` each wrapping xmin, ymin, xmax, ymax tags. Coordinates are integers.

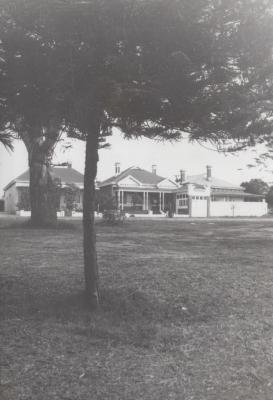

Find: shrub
<box><xmin>103</xmin><ymin>209</ymin><xmax>126</xmax><ymax>224</ymax></box>
<box><xmin>97</xmin><ymin>192</ymin><xmax>117</xmax><ymax>213</ymax></box>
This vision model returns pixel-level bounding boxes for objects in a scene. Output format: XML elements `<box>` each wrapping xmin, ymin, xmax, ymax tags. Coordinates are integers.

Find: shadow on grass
<box><xmin>1</xmin><ymin>276</ymin><xmax>225</xmax><ymax>324</ymax></box>
<box><xmin>1</xmin><ymin>275</ymin><xmax>228</xmax><ymax>350</ymax></box>
<box><xmin>69</xmin><ymin>287</ymin><xmax>228</xmax><ymax>350</ymax></box>
<box><xmin>0</xmin><ymin>218</ymin><xmax>80</xmax><ymax>231</ymax></box>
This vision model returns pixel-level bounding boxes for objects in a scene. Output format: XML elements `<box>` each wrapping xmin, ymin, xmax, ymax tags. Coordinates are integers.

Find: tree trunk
<box><xmin>20</xmin><ymin>126</ymin><xmax>59</xmax><ymax>228</ymax></box>
<box><xmin>29</xmin><ymin>151</ymin><xmax>57</xmax><ymax>227</ymax></box>
<box><xmin>83</xmin><ymin>118</ymin><xmax>100</xmax><ymax>309</ymax></box>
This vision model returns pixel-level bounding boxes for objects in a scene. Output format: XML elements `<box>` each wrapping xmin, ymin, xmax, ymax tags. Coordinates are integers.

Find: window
<box><xmin>178</xmin><ymin>199</ymin><xmax>188</xmax><ymax>207</ymax></box>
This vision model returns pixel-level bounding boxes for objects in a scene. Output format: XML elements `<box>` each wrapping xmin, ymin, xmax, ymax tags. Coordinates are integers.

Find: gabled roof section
<box><xmin>157</xmin><ymin>178</ymin><xmax>178</xmax><ymax>189</ymax></box>
<box><xmin>185</xmin><ymin>174</ymin><xmax>242</xmax><ymax>190</ymax></box>
<box><xmin>118</xmin><ymin>175</ymin><xmax>142</xmax><ymax>186</ymax></box>
<box><xmin>4</xmin><ymin>166</ymin><xmax>84</xmax><ymax>191</ymax></box>
<box><xmin>99</xmin><ymin>166</ymin><xmax>165</xmax><ymax>187</ymax></box>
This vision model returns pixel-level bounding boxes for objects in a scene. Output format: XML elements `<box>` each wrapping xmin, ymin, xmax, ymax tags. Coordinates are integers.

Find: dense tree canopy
<box><xmin>193</xmin><ymin>0</ymin><xmax>273</xmax><ymax>152</ymax></box>
<box><xmin>2</xmin><ymin>0</ymin><xmax>273</xmax><ymax>146</ymax></box>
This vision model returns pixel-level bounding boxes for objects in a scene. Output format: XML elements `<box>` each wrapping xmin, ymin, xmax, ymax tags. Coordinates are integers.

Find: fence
<box><xmin>210</xmin><ymin>201</ymin><xmax>267</xmax><ymax>217</ymax></box>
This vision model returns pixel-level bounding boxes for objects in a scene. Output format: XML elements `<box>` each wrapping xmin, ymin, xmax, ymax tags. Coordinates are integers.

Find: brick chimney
<box><xmin>152</xmin><ymin>165</ymin><xmax>157</xmax><ymax>174</ymax></box>
<box><xmin>115</xmin><ymin>162</ymin><xmax>121</xmax><ymax>175</ymax></box>
<box><xmin>206</xmin><ymin>165</ymin><xmax>212</xmax><ymax>180</ymax></box>
<box><xmin>180</xmin><ymin>170</ymin><xmax>186</xmax><ymax>183</ymax></box>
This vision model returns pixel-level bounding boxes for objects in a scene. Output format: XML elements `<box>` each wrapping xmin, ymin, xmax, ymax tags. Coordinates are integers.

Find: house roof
<box><xmin>99</xmin><ymin>167</ymin><xmax>165</xmax><ymax>187</ymax></box>
<box><xmin>4</xmin><ymin>166</ymin><xmax>84</xmax><ymax>191</ymax></box>
<box><xmin>185</xmin><ymin>174</ymin><xmax>242</xmax><ymax>189</ymax></box>
<box><xmin>212</xmin><ymin>190</ymin><xmax>264</xmax><ymax>198</ymax></box>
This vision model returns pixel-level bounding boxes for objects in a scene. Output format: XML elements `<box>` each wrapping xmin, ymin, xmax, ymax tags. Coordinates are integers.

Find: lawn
<box><xmin>1</xmin><ymin>217</ymin><xmax>273</xmax><ymax>400</ymax></box>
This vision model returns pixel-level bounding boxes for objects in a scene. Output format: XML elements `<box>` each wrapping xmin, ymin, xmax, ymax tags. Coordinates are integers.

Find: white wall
<box><xmin>191</xmin><ymin>199</ymin><xmax>208</xmax><ymax>217</ymax></box>
<box><xmin>210</xmin><ymin>201</ymin><xmax>267</xmax><ymax>217</ymax></box>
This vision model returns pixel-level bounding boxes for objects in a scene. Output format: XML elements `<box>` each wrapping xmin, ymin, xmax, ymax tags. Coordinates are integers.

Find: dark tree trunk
<box><xmin>29</xmin><ymin>151</ymin><xmax>57</xmax><ymax>227</ymax></box>
<box><xmin>21</xmin><ymin>126</ymin><xmax>59</xmax><ymax>228</ymax></box>
<box><xmin>83</xmin><ymin>117</ymin><xmax>100</xmax><ymax>309</ymax></box>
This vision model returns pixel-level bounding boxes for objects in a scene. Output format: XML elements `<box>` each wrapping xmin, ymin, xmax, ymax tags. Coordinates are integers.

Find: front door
<box><xmin>149</xmin><ymin>193</ymin><xmax>160</xmax><ymax>214</ymax></box>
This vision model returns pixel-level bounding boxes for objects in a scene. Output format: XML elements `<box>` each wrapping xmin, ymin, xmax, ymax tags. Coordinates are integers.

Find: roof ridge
<box><xmin>136</xmin><ymin>166</ymin><xmax>165</xmax><ymax>179</ymax></box>
<box><xmin>99</xmin><ymin>166</ymin><xmax>166</xmax><ymax>187</ymax></box>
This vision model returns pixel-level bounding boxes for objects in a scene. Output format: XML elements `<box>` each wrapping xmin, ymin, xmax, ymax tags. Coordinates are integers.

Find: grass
<box><xmin>1</xmin><ymin>216</ymin><xmax>273</xmax><ymax>400</ymax></box>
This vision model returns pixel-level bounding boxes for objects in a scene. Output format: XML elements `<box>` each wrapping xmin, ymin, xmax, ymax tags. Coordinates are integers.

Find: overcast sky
<box><xmin>1</xmin><ymin>128</ymin><xmax>273</xmax><ymax>196</ymax></box>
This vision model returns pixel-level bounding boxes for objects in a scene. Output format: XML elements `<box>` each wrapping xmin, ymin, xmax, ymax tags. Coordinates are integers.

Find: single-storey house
<box><xmin>175</xmin><ymin>166</ymin><xmax>267</xmax><ymax>217</ymax></box>
<box><xmin>99</xmin><ymin>163</ymin><xmax>178</xmax><ymax>214</ymax></box>
<box><xmin>100</xmin><ymin>164</ymin><xmax>267</xmax><ymax>217</ymax></box>
<box><xmin>3</xmin><ymin>163</ymin><xmax>84</xmax><ymax>214</ymax></box>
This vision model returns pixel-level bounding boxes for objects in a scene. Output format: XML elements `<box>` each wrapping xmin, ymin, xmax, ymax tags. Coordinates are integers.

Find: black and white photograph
<box><xmin>1</xmin><ymin>0</ymin><xmax>273</xmax><ymax>399</ymax></box>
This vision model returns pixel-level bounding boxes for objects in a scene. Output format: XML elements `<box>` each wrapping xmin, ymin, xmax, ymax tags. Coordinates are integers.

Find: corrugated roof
<box><xmin>4</xmin><ymin>166</ymin><xmax>84</xmax><ymax>190</ymax></box>
<box><xmin>186</xmin><ymin>174</ymin><xmax>241</xmax><ymax>189</ymax></box>
<box><xmin>99</xmin><ymin>167</ymin><xmax>165</xmax><ymax>187</ymax></box>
